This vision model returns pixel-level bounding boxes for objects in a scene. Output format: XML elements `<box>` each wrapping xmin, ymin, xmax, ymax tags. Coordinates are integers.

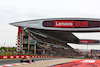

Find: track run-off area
<box><xmin>1</xmin><ymin>56</ymin><xmax>100</xmax><ymax>67</ymax></box>
<box><xmin>0</xmin><ymin>58</ymin><xmax>63</xmax><ymax>65</ymax></box>
<box><xmin>11</xmin><ymin>59</ymin><xmax>100</xmax><ymax>67</ymax></box>
<box><xmin>0</xmin><ymin>57</ymin><xmax>82</xmax><ymax>67</ymax></box>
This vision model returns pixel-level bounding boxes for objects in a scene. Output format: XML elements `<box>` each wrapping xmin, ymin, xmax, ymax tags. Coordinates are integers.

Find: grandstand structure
<box><xmin>10</xmin><ymin>18</ymin><xmax>100</xmax><ymax>56</ymax></box>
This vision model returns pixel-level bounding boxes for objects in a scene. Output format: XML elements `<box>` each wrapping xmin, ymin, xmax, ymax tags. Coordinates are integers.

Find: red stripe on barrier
<box><xmin>0</xmin><ymin>56</ymin><xmax>3</xmax><ymax>59</ymax></box>
<box><xmin>0</xmin><ymin>55</ymin><xmax>81</xmax><ymax>59</ymax></box>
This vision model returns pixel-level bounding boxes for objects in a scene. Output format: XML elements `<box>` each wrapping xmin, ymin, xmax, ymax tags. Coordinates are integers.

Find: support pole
<box><xmin>34</xmin><ymin>44</ymin><xmax>36</xmax><ymax>55</ymax></box>
<box><xmin>28</xmin><ymin>35</ymin><xmax>30</xmax><ymax>53</ymax></box>
<box><xmin>87</xmin><ymin>43</ymin><xmax>88</xmax><ymax>54</ymax></box>
<box><xmin>43</xmin><ymin>49</ymin><xmax>45</xmax><ymax>55</ymax></box>
<box><xmin>21</xmin><ymin>30</ymin><xmax>23</xmax><ymax>52</ymax></box>
<box><xmin>87</xmin><ymin>43</ymin><xmax>88</xmax><ymax>51</ymax></box>
<box><xmin>91</xmin><ymin>50</ymin><xmax>92</xmax><ymax>58</ymax></box>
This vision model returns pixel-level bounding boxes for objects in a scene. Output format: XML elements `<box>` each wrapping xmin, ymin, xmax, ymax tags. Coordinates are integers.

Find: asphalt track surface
<box><xmin>0</xmin><ymin>56</ymin><xmax>84</xmax><ymax>65</ymax></box>
<box><xmin>0</xmin><ymin>58</ymin><xmax>63</xmax><ymax>65</ymax></box>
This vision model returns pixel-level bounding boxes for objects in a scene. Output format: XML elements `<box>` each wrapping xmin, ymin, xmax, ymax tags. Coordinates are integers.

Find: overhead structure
<box><xmin>10</xmin><ymin>18</ymin><xmax>100</xmax><ymax>55</ymax></box>
<box><xmin>10</xmin><ymin>18</ymin><xmax>100</xmax><ymax>32</ymax></box>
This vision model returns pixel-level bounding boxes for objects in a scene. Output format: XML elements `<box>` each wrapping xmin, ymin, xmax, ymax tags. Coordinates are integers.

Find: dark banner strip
<box><xmin>43</xmin><ymin>20</ymin><xmax>100</xmax><ymax>28</ymax></box>
<box><xmin>79</xmin><ymin>39</ymin><xmax>100</xmax><ymax>44</ymax></box>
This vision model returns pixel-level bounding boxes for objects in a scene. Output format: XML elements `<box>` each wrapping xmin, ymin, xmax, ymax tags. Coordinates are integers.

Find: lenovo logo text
<box><xmin>54</xmin><ymin>21</ymin><xmax>74</xmax><ymax>27</ymax></box>
<box><xmin>56</xmin><ymin>22</ymin><xmax>73</xmax><ymax>26</ymax></box>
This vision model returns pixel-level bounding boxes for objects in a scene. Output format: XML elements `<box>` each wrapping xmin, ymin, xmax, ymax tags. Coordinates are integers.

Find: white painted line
<box><xmin>81</xmin><ymin>60</ymin><xmax>95</xmax><ymax>63</ymax></box>
<box><xmin>3</xmin><ymin>64</ymin><xmax>13</xmax><ymax>66</ymax></box>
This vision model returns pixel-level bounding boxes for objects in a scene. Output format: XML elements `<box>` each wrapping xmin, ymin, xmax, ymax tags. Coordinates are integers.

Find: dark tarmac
<box><xmin>0</xmin><ymin>56</ymin><xmax>84</xmax><ymax>65</ymax></box>
<box><xmin>0</xmin><ymin>58</ymin><xmax>63</xmax><ymax>65</ymax></box>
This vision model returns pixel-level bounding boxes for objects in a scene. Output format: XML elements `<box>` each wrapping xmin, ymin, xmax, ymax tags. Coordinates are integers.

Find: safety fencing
<box><xmin>0</xmin><ymin>55</ymin><xmax>81</xmax><ymax>59</ymax></box>
<box><xmin>0</xmin><ymin>55</ymin><xmax>63</xmax><ymax>59</ymax></box>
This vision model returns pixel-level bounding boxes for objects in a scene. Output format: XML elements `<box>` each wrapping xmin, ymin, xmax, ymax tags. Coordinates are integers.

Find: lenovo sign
<box><xmin>43</xmin><ymin>20</ymin><xmax>90</xmax><ymax>28</ymax></box>
<box><xmin>79</xmin><ymin>39</ymin><xmax>100</xmax><ymax>44</ymax></box>
<box><xmin>79</xmin><ymin>40</ymin><xmax>88</xmax><ymax>43</ymax></box>
<box><xmin>54</xmin><ymin>20</ymin><xmax>88</xmax><ymax>28</ymax></box>
<box><xmin>54</xmin><ymin>21</ymin><xmax>74</xmax><ymax>28</ymax></box>
<box><xmin>80</xmin><ymin>40</ymin><xmax>94</xmax><ymax>43</ymax></box>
